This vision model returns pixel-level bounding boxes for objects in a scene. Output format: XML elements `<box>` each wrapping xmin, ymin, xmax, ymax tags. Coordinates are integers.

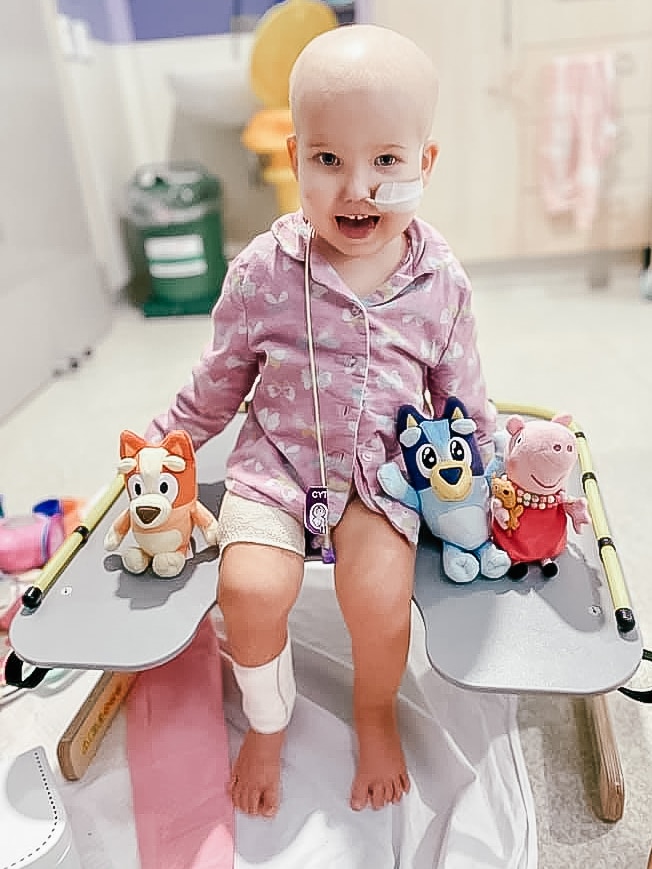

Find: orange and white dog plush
<box><xmin>104</xmin><ymin>429</ymin><xmax>219</xmax><ymax>578</ymax></box>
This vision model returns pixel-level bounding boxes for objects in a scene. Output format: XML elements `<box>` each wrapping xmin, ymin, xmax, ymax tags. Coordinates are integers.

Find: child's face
<box><xmin>287</xmin><ymin>86</ymin><xmax>437</xmax><ymax>263</ymax></box>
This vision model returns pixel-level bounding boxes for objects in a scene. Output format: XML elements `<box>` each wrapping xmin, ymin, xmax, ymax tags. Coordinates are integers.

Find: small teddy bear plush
<box><xmin>104</xmin><ymin>429</ymin><xmax>219</xmax><ymax>578</ymax></box>
<box><xmin>491</xmin><ymin>413</ymin><xmax>591</xmax><ymax>579</ymax></box>
<box><xmin>490</xmin><ymin>476</ymin><xmax>523</xmax><ymax>534</ymax></box>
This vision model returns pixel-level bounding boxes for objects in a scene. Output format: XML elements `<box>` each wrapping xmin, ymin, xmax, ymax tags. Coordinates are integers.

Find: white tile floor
<box><xmin>2</xmin><ymin>255</ymin><xmax>652</xmax><ymax>867</ymax></box>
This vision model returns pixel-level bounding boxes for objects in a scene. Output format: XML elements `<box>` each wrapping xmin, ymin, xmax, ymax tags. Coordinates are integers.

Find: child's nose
<box><xmin>342</xmin><ymin>168</ymin><xmax>372</xmax><ymax>203</ymax></box>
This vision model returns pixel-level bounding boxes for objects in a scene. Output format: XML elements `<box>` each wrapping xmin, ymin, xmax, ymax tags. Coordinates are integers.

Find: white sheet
<box><xmin>1</xmin><ymin>568</ymin><xmax>537</xmax><ymax>869</ymax></box>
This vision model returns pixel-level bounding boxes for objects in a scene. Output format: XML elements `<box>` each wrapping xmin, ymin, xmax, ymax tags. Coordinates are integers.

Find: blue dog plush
<box><xmin>378</xmin><ymin>397</ymin><xmax>511</xmax><ymax>583</ymax></box>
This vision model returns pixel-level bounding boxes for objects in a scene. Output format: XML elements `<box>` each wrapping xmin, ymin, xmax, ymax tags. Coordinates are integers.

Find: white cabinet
<box><xmin>0</xmin><ymin>0</ymin><xmax>111</xmax><ymax>420</ymax></box>
<box><xmin>371</xmin><ymin>0</ymin><xmax>652</xmax><ymax>261</ymax></box>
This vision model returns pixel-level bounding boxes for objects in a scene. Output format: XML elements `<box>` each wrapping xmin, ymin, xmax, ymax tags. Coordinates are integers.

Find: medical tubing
<box><xmin>303</xmin><ymin>229</ymin><xmax>332</xmax><ymax>554</ymax></box>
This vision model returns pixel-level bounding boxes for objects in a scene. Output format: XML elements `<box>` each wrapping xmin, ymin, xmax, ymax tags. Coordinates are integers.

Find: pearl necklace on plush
<box><xmin>515</xmin><ymin>486</ymin><xmax>564</xmax><ymax>510</ymax></box>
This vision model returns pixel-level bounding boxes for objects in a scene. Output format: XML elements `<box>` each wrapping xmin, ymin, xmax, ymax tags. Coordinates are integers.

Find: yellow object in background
<box><xmin>242</xmin><ymin>0</ymin><xmax>338</xmax><ymax>215</ymax></box>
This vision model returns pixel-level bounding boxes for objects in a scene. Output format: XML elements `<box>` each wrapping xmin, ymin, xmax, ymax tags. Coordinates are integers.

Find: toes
<box><xmin>229</xmin><ymin>776</ymin><xmax>279</xmax><ymax>817</ymax></box>
<box><xmin>375</xmin><ymin>780</ymin><xmax>401</xmax><ymax>810</ymax></box>
<box><xmin>261</xmin><ymin>785</ymin><xmax>280</xmax><ymax>818</ymax></box>
<box><xmin>350</xmin><ymin>781</ymin><xmax>369</xmax><ymax>812</ymax></box>
<box><xmin>370</xmin><ymin>781</ymin><xmax>386</xmax><ymax>810</ymax></box>
<box><xmin>246</xmin><ymin>788</ymin><xmax>263</xmax><ymax>816</ymax></box>
<box><xmin>353</xmin><ymin>775</ymin><xmax>410</xmax><ymax>811</ymax></box>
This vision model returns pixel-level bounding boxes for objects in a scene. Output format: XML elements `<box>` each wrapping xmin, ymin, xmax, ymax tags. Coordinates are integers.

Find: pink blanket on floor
<box><xmin>126</xmin><ymin>617</ymin><xmax>234</xmax><ymax>869</ymax></box>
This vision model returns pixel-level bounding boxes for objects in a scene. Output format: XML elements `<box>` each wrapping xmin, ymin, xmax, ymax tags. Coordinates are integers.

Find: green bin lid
<box><xmin>127</xmin><ymin>162</ymin><xmax>222</xmax><ymax>226</ymax></box>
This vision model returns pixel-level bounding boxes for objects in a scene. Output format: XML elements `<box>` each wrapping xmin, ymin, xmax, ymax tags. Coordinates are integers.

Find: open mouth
<box><xmin>336</xmin><ymin>214</ymin><xmax>380</xmax><ymax>239</ymax></box>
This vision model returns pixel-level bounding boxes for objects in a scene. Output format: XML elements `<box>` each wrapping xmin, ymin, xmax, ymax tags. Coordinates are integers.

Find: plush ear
<box><xmin>399</xmin><ymin>414</ymin><xmax>422</xmax><ymax>448</ymax></box>
<box><xmin>505</xmin><ymin>415</ymin><xmax>525</xmax><ymax>436</ymax></box>
<box><xmin>396</xmin><ymin>405</ymin><xmax>424</xmax><ymax>447</ymax></box>
<box><xmin>120</xmin><ymin>430</ymin><xmax>147</xmax><ymax>459</ymax></box>
<box><xmin>552</xmin><ymin>413</ymin><xmax>573</xmax><ymax>428</ymax></box>
<box><xmin>443</xmin><ymin>396</ymin><xmax>470</xmax><ymax>422</ymax></box>
<box><xmin>397</xmin><ymin>404</ymin><xmax>424</xmax><ymax>429</ymax></box>
<box><xmin>450</xmin><ymin>407</ymin><xmax>477</xmax><ymax>437</ymax></box>
<box><xmin>161</xmin><ymin>430</ymin><xmax>194</xmax><ymax>460</ymax></box>
<box><xmin>161</xmin><ymin>430</ymin><xmax>196</xmax><ymax>478</ymax></box>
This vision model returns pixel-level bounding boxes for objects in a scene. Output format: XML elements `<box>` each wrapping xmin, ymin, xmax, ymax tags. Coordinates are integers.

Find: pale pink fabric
<box><xmin>539</xmin><ymin>52</ymin><xmax>617</xmax><ymax>231</ymax></box>
<box><xmin>126</xmin><ymin>618</ymin><xmax>234</xmax><ymax>869</ymax></box>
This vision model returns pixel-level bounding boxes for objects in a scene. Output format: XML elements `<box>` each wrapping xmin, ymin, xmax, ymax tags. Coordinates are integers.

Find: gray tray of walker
<box><xmin>9</xmin><ymin>479</ymin><xmax>224</xmax><ymax>672</ymax></box>
<box><xmin>9</xmin><ymin>430</ymin><xmax>643</xmax><ymax>695</ymax></box>
<box><xmin>8</xmin><ymin>418</ymin><xmax>244</xmax><ymax>674</ymax></box>
<box><xmin>412</xmin><ymin>520</ymin><xmax>642</xmax><ymax>695</ymax></box>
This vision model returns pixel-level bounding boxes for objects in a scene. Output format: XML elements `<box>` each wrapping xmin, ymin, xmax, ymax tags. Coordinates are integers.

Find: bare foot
<box><xmin>350</xmin><ymin>705</ymin><xmax>410</xmax><ymax>811</ymax></box>
<box><xmin>229</xmin><ymin>728</ymin><xmax>286</xmax><ymax>817</ymax></box>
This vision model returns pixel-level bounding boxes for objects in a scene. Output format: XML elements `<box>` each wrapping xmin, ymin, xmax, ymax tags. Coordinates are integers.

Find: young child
<box><xmin>146</xmin><ymin>24</ymin><xmax>495</xmax><ymax>817</ymax></box>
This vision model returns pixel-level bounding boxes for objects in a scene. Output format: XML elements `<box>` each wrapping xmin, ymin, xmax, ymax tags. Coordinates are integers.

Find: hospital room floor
<box><xmin>2</xmin><ymin>253</ymin><xmax>652</xmax><ymax>867</ymax></box>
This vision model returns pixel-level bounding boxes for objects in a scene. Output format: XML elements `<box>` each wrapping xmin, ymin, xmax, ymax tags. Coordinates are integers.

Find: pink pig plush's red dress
<box><xmin>491</xmin><ymin>492</ymin><xmax>568</xmax><ymax>563</ymax></box>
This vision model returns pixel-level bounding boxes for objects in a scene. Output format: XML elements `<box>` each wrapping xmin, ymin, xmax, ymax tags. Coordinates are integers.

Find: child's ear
<box><xmin>286</xmin><ymin>134</ymin><xmax>298</xmax><ymax>179</ymax></box>
<box><xmin>421</xmin><ymin>141</ymin><xmax>439</xmax><ymax>183</ymax></box>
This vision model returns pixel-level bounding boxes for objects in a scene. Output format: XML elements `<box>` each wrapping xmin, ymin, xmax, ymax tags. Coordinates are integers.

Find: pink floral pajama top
<box><xmin>146</xmin><ymin>211</ymin><xmax>494</xmax><ymax>544</ymax></box>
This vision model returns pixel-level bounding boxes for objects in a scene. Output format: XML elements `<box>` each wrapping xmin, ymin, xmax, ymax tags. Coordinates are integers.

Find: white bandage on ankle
<box><xmin>231</xmin><ymin>636</ymin><xmax>297</xmax><ymax>734</ymax></box>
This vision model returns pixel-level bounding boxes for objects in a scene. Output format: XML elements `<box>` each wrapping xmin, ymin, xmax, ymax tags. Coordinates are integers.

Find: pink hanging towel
<box><xmin>127</xmin><ymin>617</ymin><xmax>234</xmax><ymax>869</ymax></box>
<box><xmin>539</xmin><ymin>52</ymin><xmax>617</xmax><ymax>231</ymax></box>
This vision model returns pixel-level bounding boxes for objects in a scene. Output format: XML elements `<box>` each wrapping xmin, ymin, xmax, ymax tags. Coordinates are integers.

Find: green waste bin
<box><xmin>126</xmin><ymin>162</ymin><xmax>227</xmax><ymax>317</ymax></box>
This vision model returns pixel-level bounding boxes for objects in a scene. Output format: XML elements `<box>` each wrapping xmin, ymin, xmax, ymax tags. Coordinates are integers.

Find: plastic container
<box><xmin>0</xmin><ymin>499</ymin><xmax>66</xmax><ymax>574</ymax></box>
<box><xmin>126</xmin><ymin>162</ymin><xmax>227</xmax><ymax>316</ymax></box>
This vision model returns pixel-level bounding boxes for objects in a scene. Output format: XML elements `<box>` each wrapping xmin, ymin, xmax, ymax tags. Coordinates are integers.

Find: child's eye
<box><xmin>318</xmin><ymin>152</ymin><xmax>340</xmax><ymax>167</ymax></box>
<box><xmin>375</xmin><ymin>154</ymin><xmax>397</xmax><ymax>167</ymax></box>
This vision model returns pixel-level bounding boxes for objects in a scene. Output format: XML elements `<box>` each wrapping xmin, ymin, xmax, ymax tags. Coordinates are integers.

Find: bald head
<box><xmin>289</xmin><ymin>25</ymin><xmax>438</xmax><ymax>140</ymax></box>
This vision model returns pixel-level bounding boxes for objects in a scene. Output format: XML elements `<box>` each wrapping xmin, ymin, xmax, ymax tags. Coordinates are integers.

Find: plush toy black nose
<box><xmin>136</xmin><ymin>505</ymin><xmax>161</xmax><ymax>525</ymax></box>
<box><xmin>439</xmin><ymin>466</ymin><xmax>462</xmax><ymax>485</ymax></box>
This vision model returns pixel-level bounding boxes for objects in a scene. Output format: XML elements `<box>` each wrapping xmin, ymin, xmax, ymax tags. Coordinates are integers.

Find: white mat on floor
<box><xmin>1</xmin><ymin>572</ymin><xmax>537</xmax><ymax>869</ymax></box>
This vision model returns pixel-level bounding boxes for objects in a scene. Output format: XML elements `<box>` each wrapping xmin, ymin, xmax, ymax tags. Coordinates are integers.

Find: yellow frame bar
<box><xmin>22</xmin><ymin>475</ymin><xmax>125</xmax><ymax>610</ymax></box>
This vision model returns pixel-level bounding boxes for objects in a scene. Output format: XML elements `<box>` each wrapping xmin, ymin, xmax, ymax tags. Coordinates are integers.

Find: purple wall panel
<box><xmin>128</xmin><ymin>0</ymin><xmax>282</xmax><ymax>40</ymax></box>
<box><xmin>56</xmin><ymin>0</ymin><xmax>133</xmax><ymax>42</ymax></box>
<box><xmin>56</xmin><ymin>0</ymin><xmax>354</xmax><ymax>42</ymax></box>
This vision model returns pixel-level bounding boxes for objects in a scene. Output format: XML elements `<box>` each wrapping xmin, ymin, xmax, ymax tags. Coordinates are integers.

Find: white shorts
<box><xmin>215</xmin><ymin>490</ymin><xmax>306</xmax><ymax>557</ymax></box>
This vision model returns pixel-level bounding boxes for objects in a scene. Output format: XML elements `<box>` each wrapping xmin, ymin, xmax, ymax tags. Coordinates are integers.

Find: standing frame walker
<box><xmin>4</xmin><ymin>403</ymin><xmax>643</xmax><ymax>822</ymax></box>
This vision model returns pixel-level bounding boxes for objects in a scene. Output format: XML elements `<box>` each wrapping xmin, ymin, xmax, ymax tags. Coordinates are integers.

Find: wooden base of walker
<box><xmin>584</xmin><ymin>694</ymin><xmax>624</xmax><ymax>822</ymax></box>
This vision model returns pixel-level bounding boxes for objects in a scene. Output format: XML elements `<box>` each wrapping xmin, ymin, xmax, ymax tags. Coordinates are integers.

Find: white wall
<box><xmin>58</xmin><ymin>40</ymin><xmax>135</xmax><ymax>294</ymax></box>
<box><xmin>372</xmin><ymin>0</ymin><xmax>652</xmax><ymax>261</ymax></box>
<box><xmin>54</xmin><ymin>26</ymin><xmax>280</xmax><ymax>295</ymax></box>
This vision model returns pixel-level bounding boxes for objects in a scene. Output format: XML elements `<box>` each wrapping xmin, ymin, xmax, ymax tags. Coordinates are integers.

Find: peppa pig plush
<box><xmin>490</xmin><ymin>413</ymin><xmax>591</xmax><ymax>579</ymax></box>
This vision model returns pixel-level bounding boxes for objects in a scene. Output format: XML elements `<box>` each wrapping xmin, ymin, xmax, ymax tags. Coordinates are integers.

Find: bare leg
<box><xmin>218</xmin><ymin>543</ymin><xmax>304</xmax><ymax>817</ymax></box>
<box><xmin>332</xmin><ymin>497</ymin><xmax>416</xmax><ymax>811</ymax></box>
